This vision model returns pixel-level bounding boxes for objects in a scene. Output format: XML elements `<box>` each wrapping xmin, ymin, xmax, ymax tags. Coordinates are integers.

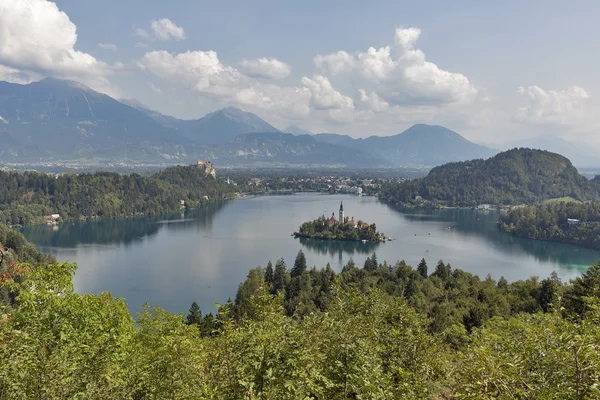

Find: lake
<box><xmin>20</xmin><ymin>193</ymin><xmax>600</xmax><ymax>315</ymax></box>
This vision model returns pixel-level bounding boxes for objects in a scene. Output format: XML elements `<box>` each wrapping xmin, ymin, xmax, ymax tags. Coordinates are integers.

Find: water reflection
<box><xmin>21</xmin><ymin>201</ymin><xmax>229</xmax><ymax>248</ymax></box>
<box><xmin>298</xmin><ymin>237</ymin><xmax>381</xmax><ymax>262</ymax></box>
<box><xmin>387</xmin><ymin>205</ymin><xmax>600</xmax><ymax>272</ymax></box>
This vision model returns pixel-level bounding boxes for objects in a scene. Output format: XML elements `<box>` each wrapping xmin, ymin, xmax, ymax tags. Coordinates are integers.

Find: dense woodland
<box><xmin>296</xmin><ymin>216</ymin><xmax>385</xmax><ymax>242</ymax></box>
<box><xmin>0</xmin><ymin>164</ymin><xmax>237</xmax><ymax>226</ymax></box>
<box><xmin>499</xmin><ymin>201</ymin><xmax>600</xmax><ymax>250</ymax></box>
<box><xmin>380</xmin><ymin>148</ymin><xmax>599</xmax><ymax>207</ymax></box>
<box><xmin>2</xmin><ymin>233</ymin><xmax>600</xmax><ymax>398</ymax></box>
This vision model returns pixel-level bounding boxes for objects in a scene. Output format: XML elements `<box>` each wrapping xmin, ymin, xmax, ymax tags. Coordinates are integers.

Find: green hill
<box><xmin>380</xmin><ymin>148</ymin><xmax>598</xmax><ymax>207</ymax></box>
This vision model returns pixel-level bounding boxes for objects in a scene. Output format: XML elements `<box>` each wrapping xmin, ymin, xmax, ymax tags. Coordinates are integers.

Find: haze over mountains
<box><xmin>2</xmin><ymin>78</ymin><xmax>594</xmax><ymax>168</ymax></box>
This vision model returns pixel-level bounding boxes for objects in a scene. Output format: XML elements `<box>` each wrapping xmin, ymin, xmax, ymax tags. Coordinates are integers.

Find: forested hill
<box><xmin>499</xmin><ymin>201</ymin><xmax>600</xmax><ymax>250</ymax></box>
<box><xmin>0</xmin><ymin>164</ymin><xmax>236</xmax><ymax>226</ymax></box>
<box><xmin>380</xmin><ymin>148</ymin><xmax>598</xmax><ymax>207</ymax></box>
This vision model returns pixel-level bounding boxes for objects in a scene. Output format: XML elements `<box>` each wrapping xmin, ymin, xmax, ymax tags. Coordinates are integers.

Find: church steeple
<box><xmin>339</xmin><ymin>201</ymin><xmax>345</xmax><ymax>223</ymax></box>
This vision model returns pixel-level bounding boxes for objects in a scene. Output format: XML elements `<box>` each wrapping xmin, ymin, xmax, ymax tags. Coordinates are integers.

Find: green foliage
<box><xmin>380</xmin><ymin>148</ymin><xmax>598</xmax><ymax>207</ymax></box>
<box><xmin>296</xmin><ymin>215</ymin><xmax>385</xmax><ymax>242</ymax></box>
<box><xmin>2</xmin><ymin>250</ymin><xmax>600</xmax><ymax>398</ymax></box>
<box><xmin>291</xmin><ymin>250</ymin><xmax>307</xmax><ymax>278</ymax></box>
<box><xmin>0</xmin><ymin>165</ymin><xmax>236</xmax><ymax>227</ymax></box>
<box><xmin>499</xmin><ymin>201</ymin><xmax>600</xmax><ymax>250</ymax></box>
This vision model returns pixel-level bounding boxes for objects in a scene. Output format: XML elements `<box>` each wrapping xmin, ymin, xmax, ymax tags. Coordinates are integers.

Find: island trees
<box><xmin>295</xmin><ymin>216</ymin><xmax>385</xmax><ymax>242</ymax></box>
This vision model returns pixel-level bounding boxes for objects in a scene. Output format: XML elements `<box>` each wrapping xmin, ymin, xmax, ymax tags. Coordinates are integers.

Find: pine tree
<box><xmin>417</xmin><ymin>258</ymin><xmax>428</xmax><ymax>278</ymax></box>
<box><xmin>371</xmin><ymin>253</ymin><xmax>378</xmax><ymax>269</ymax></box>
<box><xmin>272</xmin><ymin>257</ymin><xmax>288</xmax><ymax>293</ymax></box>
<box><xmin>291</xmin><ymin>250</ymin><xmax>307</xmax><ymax>278</ymax></box>
<box><xmin>185</xmin><ymin>301</ymin><xmax>202</xmax><ymax>326</ymax></box>
<box><xmin>433</xmin><ymin>260</ymin><xmax>448</xmax><ymax>280</ymax></box>
<box><xmin>342</xmin><ymin>257</ymin><xmax>356</xmax><ymax>272</ymax></box>
<box><xmin>264</xmin><ymin>261</ymin><xmax>274</xmax><ymax>285</ymax></box>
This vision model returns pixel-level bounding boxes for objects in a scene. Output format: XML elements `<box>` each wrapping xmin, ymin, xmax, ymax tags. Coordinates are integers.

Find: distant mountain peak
<box><xmin>286</xmin><ymin>124</ymin><xmax>314</xmax><ymax>136</ymax></box>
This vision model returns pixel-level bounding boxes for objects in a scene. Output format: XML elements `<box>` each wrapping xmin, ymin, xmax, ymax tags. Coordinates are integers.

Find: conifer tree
<box><xmin>185</xmin><ymin>301</ymin><xmax>202</xmax><ymax>327</ymax></box>
<box><xmin>291</xmin><ymin>250</ymin><xmax>307</xmax><ymax>278</ymax></box>
<box><xmin>417</xmin><ymin>258</ymin><xmax>428</xmax><ymax>278</ymax></box>
<box><xmin>264</xmin><ymin>261</ymin><xmax>274</xmax><ymax>285</ymax></box>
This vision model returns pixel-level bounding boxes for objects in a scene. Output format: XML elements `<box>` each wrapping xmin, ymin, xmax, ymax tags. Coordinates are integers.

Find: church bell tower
<box><xmin>339</xmin><ymin>201</ymin><xmax>344</xmax><ymax>223</ymax></box>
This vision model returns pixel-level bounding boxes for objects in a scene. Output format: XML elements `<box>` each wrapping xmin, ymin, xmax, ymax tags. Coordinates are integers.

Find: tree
<box><xmin>291</xmin><ymin>250</ymin><xmax>307</xmax><ymax>278</ymax></box>
<box><xmin>272</xmin><ymin>258</ymin><xmax>289</xmax><ymax>294</ymax></box>
<box><xmin>342</xmin><ymin>257</ymin><xmax>356</xmax><ymax>272</ymax></box>
<box><xmin>417</xmin><ymin>258</ymin><xmax>428</xmax><ymax>278</ymax></box>
<box><xmin>264</xmin><ymin>261</ymin><xmax>274</xmax><ymax>285</ymax></box>
<box><xmin>433</xmin><ymin>260</ymin><xmax>449</xmax><ymax>281</ymax></box>
<box><xmin>185</xmin><ymin>301</ymin><xmax>202</xmax><ymax>327</ymax></box>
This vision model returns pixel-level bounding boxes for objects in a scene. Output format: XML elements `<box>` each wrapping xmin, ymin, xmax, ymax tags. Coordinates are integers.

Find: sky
<box><xmin>1</xmin><ymin>0</ymin><xmax>599</xmax><ymax>147</ymax></box>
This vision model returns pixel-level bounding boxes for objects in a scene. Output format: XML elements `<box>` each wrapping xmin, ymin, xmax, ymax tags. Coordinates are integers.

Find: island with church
<box><xmin>293</xmin><ymin>202</ymin><xmax>389</xmax><ymax>243</ymax></box>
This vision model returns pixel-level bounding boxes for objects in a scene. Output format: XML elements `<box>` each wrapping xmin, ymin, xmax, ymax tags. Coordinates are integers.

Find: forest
<box><xmin>2</xmin><ymin>233</ymin><xmax>600</xmax><ymax>398</ymax></box>
<box><xmin>499</xmin><ymin>201</ymin><xmax>600</xmax><ymax>250</ymax></box>
<box><xmin>296</xmin><ymin>216</ymin><xmax>385</xmax><ymax>242</ymax></box>
<box><xmin>0</xmin><ymin>164</ymin><xmax>237</xmax><ymax>226</ymax></box>
<box><xmin>379</xmin><ymin>148</ymin><xmax>599</xmax><ymax>207</ymax></box>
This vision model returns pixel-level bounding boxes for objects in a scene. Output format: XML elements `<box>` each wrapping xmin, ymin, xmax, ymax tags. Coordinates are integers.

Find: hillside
<box><xmin>314</xmin><ymin>124</ymin><xmax>498</xmax><ymax>166</ymax></box>
<box><xmin>198</xmin><ymin>132</ymin><xmax>377</xmax><ymax>166</ymax></box>
<box><xmin>128</xmin><ymin>102</ymin><xmax>282</xmax><ymax>145</ymax></box>
<box><xmin>380</xmin><ymin>148</ymin><xmax>598</xmax><ymax>207</ymax></box>
<box><xmin>0</xmin><ymin>163</ymin><xmax>235</xmax><ymax>226</ymax></box>
<box><xmin>0</xmin><ymin>79</ymin><xmax>191</xmax><ymax>162</ymax></box>
<box><xmin>0</xmin><ymin>78</ymin><xmax>506</xmax><ymax>167</ymax></box>
<box><xmin>499</xmin><ymin>201</ymin><xmax>600</xmax><ymax>250</ymax></box>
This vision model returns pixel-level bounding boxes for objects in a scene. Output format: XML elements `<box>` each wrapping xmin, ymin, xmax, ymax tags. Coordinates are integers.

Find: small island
<box><xmin>293</xmin><ymin>202</ymin><xmax>387</xmax><ymax>242</ymax></box>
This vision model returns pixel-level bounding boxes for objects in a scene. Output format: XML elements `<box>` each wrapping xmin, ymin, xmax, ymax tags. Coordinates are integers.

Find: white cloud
<box><xmin>139</xmin><ymin>49</ymin><xmax>311</xmax><ymax>119</ymax></box>
<box><xmin>139</xmin><ymin>50</ymin><xmax>243</xmax><ymax>97</ymax></box>
<box><xmin>314</xmin><ymin>51</ymin><xmax>354</xmax><ymax>75</ymax></box>
<box><xmin>240</xmin><ymin>57</ymin><xmax>291</xmax><ymax>80</ymax></box>
<box><xmin>133</xmin><ymin>27</ymin><xmax>149</xmax><ymax>38</ymax></box>
<box><xmin>0</xmin><ymin>65</ymin><xmax>39</xmax><ymax>84</ymax></box>
<box><xmin>151</xmin><ymin>18</ymin><xmax>187</xmax><ymax>41</ymax></box>
<box><xmin>515</xmin><ymin>85</ymin><xmax>590</xmax><ymax>125</ymax></box>
<box><xmin>301</xmin><ymin>75</ymin><xmax>354</xmax><ymax>110</ymax></box>
<box><xmin>314</xmin><ymin>27</ymin><xmax>477</xmax><ymax>106</ymax></box>
<box><xmin>358</xmin><ymin>89</ymin><xmax>389</xmax><ymax>112</ymax></box>
<box><xmin>147</xmin><ymin>82</ymin><xmax>162</xmax><ymax>93</ymax></box>
<box><xmin>135</xmin><ymin>42</ymin><xmax>149</xmax><ymax>49</ymax></box>
<box><xmin>98</xmin><ymin>43</ymin><xmax>118</xmax><ymax>52</ymax></box>
<box><xmin>0</xmin><ymin>0</ymin><xmax>119</xmax><ymax>94</ymax></box>
<box><xmin>0</xmin><ymin>115</ymin><xmax>7</xmax><ymax>123</ymax></box>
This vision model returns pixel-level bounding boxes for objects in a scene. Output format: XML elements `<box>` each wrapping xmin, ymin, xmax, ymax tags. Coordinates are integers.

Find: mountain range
<box><xmin>6</xmin><ymin>77</ymin><xmax>592</xmax><ymax>168</ymax></box>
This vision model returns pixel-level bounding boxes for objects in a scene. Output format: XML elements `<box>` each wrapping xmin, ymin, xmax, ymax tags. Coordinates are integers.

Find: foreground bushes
<box><xmin>1</xmin><ymin>262</ymin><xmax>599</xmax><ymax>399</ymax></box>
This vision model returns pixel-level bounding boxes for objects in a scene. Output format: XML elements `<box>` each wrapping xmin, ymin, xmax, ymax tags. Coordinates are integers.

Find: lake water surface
<box><xmin>21</xmin><ymin>193</ymin><xmax>600</xmax><ymax>315</ymax></box>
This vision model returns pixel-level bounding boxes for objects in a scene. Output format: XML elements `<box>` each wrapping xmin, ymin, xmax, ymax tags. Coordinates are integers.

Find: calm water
<box><xmin>21</xmin><ymin>193</ymin><xmax>600</xmax><ymax>315</ymax></box>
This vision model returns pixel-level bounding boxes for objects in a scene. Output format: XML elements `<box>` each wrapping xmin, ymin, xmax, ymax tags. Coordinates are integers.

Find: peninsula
<box><xmin>293</xmin><ymin>202</ymin><xmax>387</xmax><ymax>242</ymax></box>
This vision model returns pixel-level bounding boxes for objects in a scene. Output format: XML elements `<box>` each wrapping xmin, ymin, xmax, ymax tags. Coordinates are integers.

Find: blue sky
<box><xmin>1</xmin><ymin>0</ymin><xmax>599</xmax><ymax>146</ymax></box>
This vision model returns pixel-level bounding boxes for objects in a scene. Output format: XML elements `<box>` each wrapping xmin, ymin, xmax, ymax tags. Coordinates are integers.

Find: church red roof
<box><xmin>329</xmin><ymin>215</ymin><xmax>337</xmax><ymax>222</ymax></box>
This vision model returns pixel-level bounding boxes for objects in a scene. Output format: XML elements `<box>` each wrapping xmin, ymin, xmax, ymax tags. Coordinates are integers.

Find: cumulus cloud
<box><xmin>358</xmin><ymin>89</ymin><xmax>389</xmax><ymax>112</ymax></box>
<box><xmin>139</xmin><ymin>50</ymin><xmax>243</xmax><ymax>96</ymax></box>
<box><xmin>314</xmin><ymin>27</ymin><xmax>477</xmax><ymax>106</ymax></box>
<box><xmin>240</xmin><ymin>57</ymin><xmax>291</xmax><ymax>80</ymax></box>
<box><xmin>139</xmin><ymin>49</ymin><xmax>311</xmax><ymax>118</ymax></box>
<box><xmin>0</xmin><ymin>0</ymin><xmax>119</xmax><ymax>93</ymax></box>
<box><xmin>515</xmin><ymin>85</ymin><xmax>590</xmax><ymax>125</ymax></box>
<box><xmin>151</xmin><ymin>18</ymin><xmax>187</xmax><ymax>41</ymax></box>
<box><xmin>301</xmin><ymin>75</ymin><xmax>354</xmax><ymax>110</ymax></box>
<box><xmin>98</xmin><ymin>43</ymin><xmax>118</xmax><ymax>52</ymax></box>
<box><xmin>314</xmin><ymin>51</ymin><xmax>355</xmax><ymax>75</ymax></box>
<box><xmin>0</xmin><ymin>65</ymin><xmax>39</xmax><ymax>84</ymax></box>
